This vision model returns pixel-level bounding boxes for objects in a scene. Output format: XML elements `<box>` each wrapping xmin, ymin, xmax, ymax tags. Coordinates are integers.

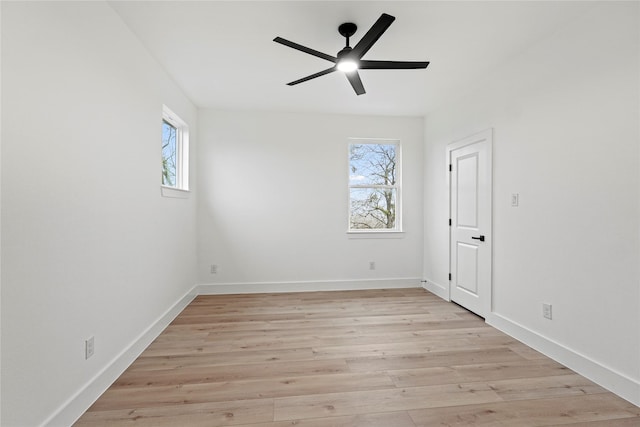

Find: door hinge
<box><xmin>448</xmin><ymin>273</ymin><xmax>452</xmax><ymax>281</ymax></box>
<box><xmin>449</xmin><ymin>218</ymin><xmax>452</xmax><ymax>226</ymax></box>
<box><xmin>449</xmin><ymin>164</ymin><xmax>452</xmax><ymax>172</ymax></box>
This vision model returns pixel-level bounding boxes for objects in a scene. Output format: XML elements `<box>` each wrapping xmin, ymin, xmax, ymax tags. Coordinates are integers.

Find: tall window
<box><xmin>348</xmin><ymin>139</ymin><xmax>401</xmax><ymax>231</ymax></box>
<box><xmin>162</xmin><ymin>120</ymin><xmax>177</xmax><ymax>186</ymax></box>
<box><xmin>161</xmin><ymin>105</ymin><xmax>189</xmax><ymax>191</ymax></box>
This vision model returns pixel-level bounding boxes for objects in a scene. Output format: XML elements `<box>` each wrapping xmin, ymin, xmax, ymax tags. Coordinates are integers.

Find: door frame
<box><xmin>447</xmin><ymin>129</ymin><xmax>493</xmax><ymax>316</ymax></box>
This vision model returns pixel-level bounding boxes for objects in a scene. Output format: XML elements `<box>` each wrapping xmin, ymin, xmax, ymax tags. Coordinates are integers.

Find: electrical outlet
<box><xmin>210</xmin><ymin>264</ymin><xmax>218</xmax><ymax>274</ymax></box>
<box><xmin>369</xmin><ymin>261</ymin><xmax>376</xmax><ymax>270</ymax></box>
<box><xmin>542</xmin><ymin>303</ymin><xmax>552</xmax><ymax>320</ymax></box>
<box><xmin>85</xmin><ymin>336</ymin><xmax>95</xmax><ymax>359</ymax></box>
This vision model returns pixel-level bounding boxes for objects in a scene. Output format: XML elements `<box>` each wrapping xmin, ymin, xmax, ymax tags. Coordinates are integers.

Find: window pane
<box><xmin>349</xmin><ymin>143</ymin><xmax>397</xmax><ymax>186</ymax></box>
<box><xmin>350</xmin><ymin>187</ymin><xmax>397</xmax><ymax>229</ymax></box>
<box><xmin>162</xmin><ymin>120</ymin><xmax>177</xmax><ymax>187</ymax></box>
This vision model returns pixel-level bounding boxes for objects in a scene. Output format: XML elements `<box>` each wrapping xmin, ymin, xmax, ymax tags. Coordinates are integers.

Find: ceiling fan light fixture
<box><xmin>273</xmin><ymin>13</ymin><xmax>429</xmax><ymax>95</ymax></box>
<box><xmin>337</xmin><ymin>59</ymin><xmax>358</xmax><ymax>73</ymax></box>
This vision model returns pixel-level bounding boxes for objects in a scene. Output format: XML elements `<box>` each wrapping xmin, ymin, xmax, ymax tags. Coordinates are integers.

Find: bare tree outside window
<box><xmin>162</xmin><ymin>120</ymin><xmax>177</xmax><ymax>187</ymax></box>
<box><xmin>349</xmin><ymin>142</ymin><xmax>399</xmax><ymax>230</ymax></box>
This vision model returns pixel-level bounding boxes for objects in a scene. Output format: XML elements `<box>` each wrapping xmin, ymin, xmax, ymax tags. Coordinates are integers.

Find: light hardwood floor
<box><xmin>75</xmin><ymin>288</ymin><xmax>640</xmax><ymax>426</ymax></box>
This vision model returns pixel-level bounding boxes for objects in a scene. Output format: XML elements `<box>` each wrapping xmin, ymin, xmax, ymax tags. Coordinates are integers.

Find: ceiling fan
<box><xmin>273</xmin><ymin>13</ymin><xmax>429</xmax><ymax>95</ymax></box>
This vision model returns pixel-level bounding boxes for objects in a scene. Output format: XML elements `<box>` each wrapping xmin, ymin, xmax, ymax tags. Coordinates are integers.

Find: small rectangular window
<box><xmin>348</xmin><ymin>139</ymin><xmax>401</xmax><ymax>232</ymax></box>
<box><xmin>162</xmin><ymin>120</ymin><xmax>178</xmax><ymax>187</ymax></box>
<box><xmin>161</xmin><ymin>105</ymin><xmax>189</xmax><ymax>192</ymax></box>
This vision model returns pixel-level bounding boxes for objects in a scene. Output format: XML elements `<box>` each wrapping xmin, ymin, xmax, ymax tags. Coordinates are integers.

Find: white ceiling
<box><xmin>109</xmin><ymin>1</ymin><xmax>596</xmax><ymax>117</ymax></box>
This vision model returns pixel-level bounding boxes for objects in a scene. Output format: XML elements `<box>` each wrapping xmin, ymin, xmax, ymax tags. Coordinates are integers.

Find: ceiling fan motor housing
<box><xmin>337</xmin><ymin>46</ymin><xmax>354</xmax><ymax>60</ymax></box>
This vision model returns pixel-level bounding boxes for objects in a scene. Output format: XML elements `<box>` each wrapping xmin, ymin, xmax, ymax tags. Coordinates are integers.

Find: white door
<box><xmin>449</xmin><ymin>130</ymin><xmax>492</xmax><ymax>318</ymax></box>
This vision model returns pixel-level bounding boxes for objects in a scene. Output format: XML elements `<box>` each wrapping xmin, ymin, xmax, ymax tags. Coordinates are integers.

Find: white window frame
<box><xmin>347</xmin><ymin>138</ymin><xmax>402</xmax><ymax>234</ymax></box>
<box><xmin>161</xmin><ymin>105</ymin><xmax>189</xmax><ymax>198</ymax></box>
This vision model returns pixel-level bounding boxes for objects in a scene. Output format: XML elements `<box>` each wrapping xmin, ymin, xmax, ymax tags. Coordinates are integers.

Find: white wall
<box><xmin>197</xmin><ymin>110</ymin><xmax>423</xmax><ymax>291</ymax></box>
<box><xmin>423</xmin><ymin>2</ymin><xmax>640</xmax><ymax>404</ymax></box>
<box><xmin>1</xmin><ymin>2</ymin><xmax>198</xmax><ymax>425</ymax></box>
<box><xmin>0</xmin><ymin>2</ymin><xmax>3</xmax><ymax>422</ymax></box>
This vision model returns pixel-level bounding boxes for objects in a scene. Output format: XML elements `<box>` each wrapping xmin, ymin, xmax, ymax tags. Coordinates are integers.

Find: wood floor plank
<box><xmin>487</xmin><ymin>374</ymin><xmax>607</xmax><ymax>401</ymax></box>
<box><xmin>547</xmin><ymin>417</ymin><xmax>640</xmax><ymax>426</ymax></box>
<box><xmin>273</xmin><ymin>382</ymin><xmax>503</xmax><ymax>420</ymax></box>
<box><xmin>74</xmin><ymin>288</ymin><xmax>639</xmax><ymax>426</ymax></box>
<box><xmin>209</xmin><ymin>411</ymin><xmax>417</xmax><ymax>427</ymax></box>
<box><xmin>121</xmin><ymin>358</ymin><xmax>349</xmax><ymax>381</ymax></box>
<box><xmin>508</xmin><ymin>342</ymin><xmax>552</xmax><ymax>360</ymax></box>
<box><xmin>345</xmin><ymin>346</ymin><xmax>525</xmax><ymax>372</ymax></box>
<box><xmin>451</xmin><ymin>358</ymin><xmax>571</xmax><ymax>382</ymax></box>
<box><xmin>77</xmin><ymin>398</ymin><xmax>274</xmax><ymax>426</ymax></box>
<box><xmin>94</xmin><ymin>372</ymin><xmax>394</xmax><ymax>409</ymax></box>
<box><xmin>389</xmin><ymin>359</ymin><xmax>573</xmax><ymax>388</ymax></box>
<box><xmin>389</xmin><ymin>366</ymin><xmax>466</xmax><ymax>388</ymax></box>
<box><xmin>408</xmin><ymin>394</ymin><xmax>640</xmax><ymax>426</ymax></box>
<box><xmin>131</xmin><ymin>346</ymin><xmax>317</xmax><ymax>367</ymax></box>
<box><xmin>324</xmin><ymin>335</ymin><xmax>516</xmax><ymax>353</ymax></box>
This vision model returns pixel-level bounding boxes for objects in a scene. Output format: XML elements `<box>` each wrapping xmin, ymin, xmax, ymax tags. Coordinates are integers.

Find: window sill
<box><xmin>161</xmin><ymin>186</ymin><xmax>190</xmax><ymax>199</ymax></box>
<box><xmin>347</xmin><ymin>231</ymin><xmax>405</xmax><ymax>239</ymax></box>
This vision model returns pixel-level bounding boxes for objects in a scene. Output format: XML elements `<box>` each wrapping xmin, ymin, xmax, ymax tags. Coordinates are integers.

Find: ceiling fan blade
<box><xmin>359</xmin><ymin>60</ymin><xmax>430</xmax><ymax>69</ymax></box>
<box><xmin>351</xmin><ymin>13</ymin><xmax>395</xmax><ymax>59</ymax></box>
<box><xmin>274</xmin><ymin>37</ymin><xmax>337</xmax><ymax>63</ymax></box>
<box><xmin>345</xmin><ymin>70</ymin><xmax>366</xmax><ymax>95</ymax></box>
<box><xmin>287</xmin><ymin>67</ymin><xmax>337</xmax><ymax>86</ymax></box>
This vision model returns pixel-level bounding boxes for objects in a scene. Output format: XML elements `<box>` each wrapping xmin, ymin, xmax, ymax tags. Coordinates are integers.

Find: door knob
<box><xmin>471</xmin><ymin>235</ymin><xmax>485</xmax><ymax>242</ymax></box>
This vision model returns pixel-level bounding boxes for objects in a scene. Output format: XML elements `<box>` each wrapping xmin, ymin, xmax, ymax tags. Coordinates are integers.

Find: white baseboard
<box><xmin>196</xmin><ymin>277</ymin><xmax>422</xmax><ymax>295</ymax></box>
<box><xmin>487</xmin><ymin>312</ymin><xmax>640</xmax><ymax>407</ymax></box>
<box><xmin>44</xmin><ymin>287</ymin><xmax>198</xmax><ymax>427</ymax></box>
<box><xmin>421</xmin><ymin>277</ymin><xmax>449</xmax><ymax>301</ymax></box>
